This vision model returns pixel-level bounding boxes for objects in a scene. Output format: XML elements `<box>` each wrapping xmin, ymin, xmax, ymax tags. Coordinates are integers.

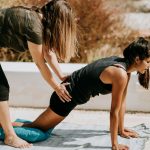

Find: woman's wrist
<box><xmin>118</xmin><ymin>128</ymin><xmax>124</xmax><ymax>134</ymax></box>
<box><xmin>54</xmin><ymin>84</ymin><xmax>60</xmax><ymax>91</ymax></box>
<box><xmin>112</xmin><ymin>145</ymin><xmax>118</xmax><ymax>150</ymax></box>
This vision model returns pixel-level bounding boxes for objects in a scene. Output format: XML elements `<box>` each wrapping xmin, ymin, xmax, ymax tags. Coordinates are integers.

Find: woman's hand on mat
<box><xmin>112</xmin><ymin>144</ymin><xmax>129</xmax><ymax>150</ymax></box>
<box><xmin>124</xmin><ymin>128</ymin><xmax>139</xmax><ymax>138</ymax></box>
<box><xmin>54</xmin><ymin>83</ymin><xmax>72</xmax><ymax>103</ymax></box>
<box><xmin>119</xmin><ymin>128</ymin><xmax>139</xmax><ymax>138</ymax></box>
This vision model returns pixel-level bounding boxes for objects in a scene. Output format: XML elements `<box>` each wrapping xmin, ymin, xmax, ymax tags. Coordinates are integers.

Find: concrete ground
<box><xmin>0</xmin><ymin>108</ymin><xmax>150</xmax><ymax>150</ymax></box>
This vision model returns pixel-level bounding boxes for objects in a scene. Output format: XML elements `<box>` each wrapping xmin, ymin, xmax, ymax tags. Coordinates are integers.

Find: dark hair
<box><xmin>123</xmin><ymin>37</ymin><xmax>150</xmax><ymax>89</ymax></box>
<box><xmin>40</xmin><ymin>0</ymin><xmax>77</xmax><ymax>62</ymax></box>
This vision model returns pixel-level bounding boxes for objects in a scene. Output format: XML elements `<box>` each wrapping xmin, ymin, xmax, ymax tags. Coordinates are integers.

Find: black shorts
<box><xmin>49</xmin><ymin>92</ymin><xmax>77</xmax><ymax>117</ymax></box>
<box><xmin>0</xmin><ymin>64</ymin><xmax>9</xmax><ymax>101</ymax></box>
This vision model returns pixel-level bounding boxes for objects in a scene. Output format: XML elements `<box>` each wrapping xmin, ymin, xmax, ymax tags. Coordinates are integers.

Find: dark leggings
<box><xmin>0</xmin><ymin>64</ymin><xmax>9</xmax><ymax>101</ymax></box>
<box><xmin>49</xmin><ymin>91</ymin><xmax>77</xmax><ymax>117</ymax></box>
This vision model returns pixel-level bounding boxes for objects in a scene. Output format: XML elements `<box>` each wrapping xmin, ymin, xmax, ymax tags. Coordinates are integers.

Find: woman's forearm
<box><xmin>118</xmin><ymin>74</ymin><xmax>130</xmax><ymax>133</ymax></box>
<box><xmin>44</xmin><ymin>50</ymin><xmax>65</xmax><ymax>81</ymax></box>
<box><xmin>118</xmin><ymin>100</ymin><xmax>126</xmax><ymax>133</ymax></box>
<box><xmin>36</xmin><ymin>61</ymin><xmax>60</xmax><ymax>90</ymax></box>
<box><xmin>27</xmin><ymin>42</ymin><xmax>60</xmax><ymax>90</ymax></box>
<box><xmin>110</xmin><ymin>112</ymin><xmax>119</xmax><ymax>148</ymax></box>
<box><xmin>118</xmin><ymin>90</ymin><xmax>126</xmax><ymax>133</ymax></box>
<box><xmin>36</xmin><ymin>53</ymin><xmax>72</xmax><ymax>102</ymax></box>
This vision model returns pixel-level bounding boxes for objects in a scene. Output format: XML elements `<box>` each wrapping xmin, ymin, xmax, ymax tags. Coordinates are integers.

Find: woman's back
<box><xmin>0</xmin><ymin>7</ymin><xmax>42</xmax><ymax>52</ymax></box>
<box><xmin>67</xmin><ymin>56</ymin><xmax>128</xmax><ymax>104</ymax></box>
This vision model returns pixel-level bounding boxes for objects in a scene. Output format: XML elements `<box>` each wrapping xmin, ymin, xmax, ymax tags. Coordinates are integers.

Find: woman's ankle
<box><xmin>5</xmin><ymin>132</ymin><xmax>17</xmax><ymax>139</ymax></box>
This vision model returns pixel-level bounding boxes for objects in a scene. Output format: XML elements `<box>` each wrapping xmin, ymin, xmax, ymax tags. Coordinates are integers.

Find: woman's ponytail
<box><xmin>138</xmin><ymin>69</ymin><xmax>150</xmax><ymax>89</ymax></box>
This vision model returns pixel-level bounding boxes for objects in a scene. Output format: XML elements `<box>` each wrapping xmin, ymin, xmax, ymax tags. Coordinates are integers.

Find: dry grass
<box><xmin>69</xmin><ymin>0</ymin><xmax>116</xmax><ymax>62</ymax></box>
<box><xmin>69</xmin><ymin>0</ymin><xmax>138</xmax><ymax>62</ymax></box>
<box><xmin>0</xmin><ymin>0</ymin><xmax>138</xmax><ymax>63</ymax></box>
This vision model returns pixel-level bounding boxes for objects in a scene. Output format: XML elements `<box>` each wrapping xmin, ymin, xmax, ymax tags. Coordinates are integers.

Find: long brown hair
<box><xmin>41</xmin><ymin>0</ymin><xmax>77</xmax><ymax>62</ymax></box>
<box><xmin>123</xmin><ymin>37</ymin><xmax>150</xmax><ymax>89</ymax></box>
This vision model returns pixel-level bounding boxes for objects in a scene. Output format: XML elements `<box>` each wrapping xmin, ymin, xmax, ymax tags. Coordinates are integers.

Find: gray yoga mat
<box><xmin>0</xmin><ymin>123</ymin><xmax>149</xmax><ymax>150</ymax></box>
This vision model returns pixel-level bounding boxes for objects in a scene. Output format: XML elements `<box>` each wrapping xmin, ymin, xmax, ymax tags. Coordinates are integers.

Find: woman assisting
<box><xmin>0</xmin><ymin>0</ymin><xmax>77</xmax><ymax>148</ymax></box>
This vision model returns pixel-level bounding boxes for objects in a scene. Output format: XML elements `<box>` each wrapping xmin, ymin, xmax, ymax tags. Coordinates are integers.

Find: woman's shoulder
<box><xmin>7</xmin><ymin>6</ymin><xmax>42</xmax><ymax>28</ymax></box>
<box><xmin>3</xmin><ymin>7</ymin><xmax>30</xmax><ymax>22</ymax></box>
<box><xmin>7</xmin><ymin>6</ymin><xmax>43</xmax><ymax>44</ymax></box>
<box><xmin>103</xmin><ymin>62</ymin><xmax>128</xmax><ymax>81</ymax></box>
<box><xmin>110</xmin><ymin>65</ymin><xmax>128</xmax><ymax>84</ymax></box>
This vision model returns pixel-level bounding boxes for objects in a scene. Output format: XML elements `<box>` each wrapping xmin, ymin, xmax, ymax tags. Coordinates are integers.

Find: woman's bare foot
<box><xmin>4</xmin><ymin>135</ymin><xmax>32</xmax><ymax>148</ymax></box>
<box><xmin>0</xmin><ymin>122</ymin><xmax>25</xmax><ymax>127</ymax></box>
<box><xmin>12</xmin><ymin>122</ymin><xmax>24</xmax><ymax>127</ymax></box>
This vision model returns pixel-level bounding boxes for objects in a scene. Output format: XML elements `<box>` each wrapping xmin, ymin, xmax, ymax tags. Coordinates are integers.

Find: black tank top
<box><xmin>67</xmin><ymin>56</ymin><xmax>128</xmax><ymax>104</ymax></box>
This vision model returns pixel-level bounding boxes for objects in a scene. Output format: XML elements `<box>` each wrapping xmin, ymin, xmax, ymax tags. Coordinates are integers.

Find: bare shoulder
<box><xmin>113</xmin><ymin>67</ymin><xmax>127</xmax><ymax>78</ymax></box>
<box><xmin>100</xmin><ymin>66</ymin><xmax>128</xmax><ymax>85</ymax></box>
<box><xmin>111</xmin><ymin>67</ymin><xmax>128</xmax><ymax>86</ymax></box>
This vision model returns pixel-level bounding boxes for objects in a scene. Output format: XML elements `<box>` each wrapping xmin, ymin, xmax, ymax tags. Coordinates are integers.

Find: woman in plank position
<box><xmin>15</xmin><ymin>37</ymin><xmax>150</xmax><ymax>150</ymax></box>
